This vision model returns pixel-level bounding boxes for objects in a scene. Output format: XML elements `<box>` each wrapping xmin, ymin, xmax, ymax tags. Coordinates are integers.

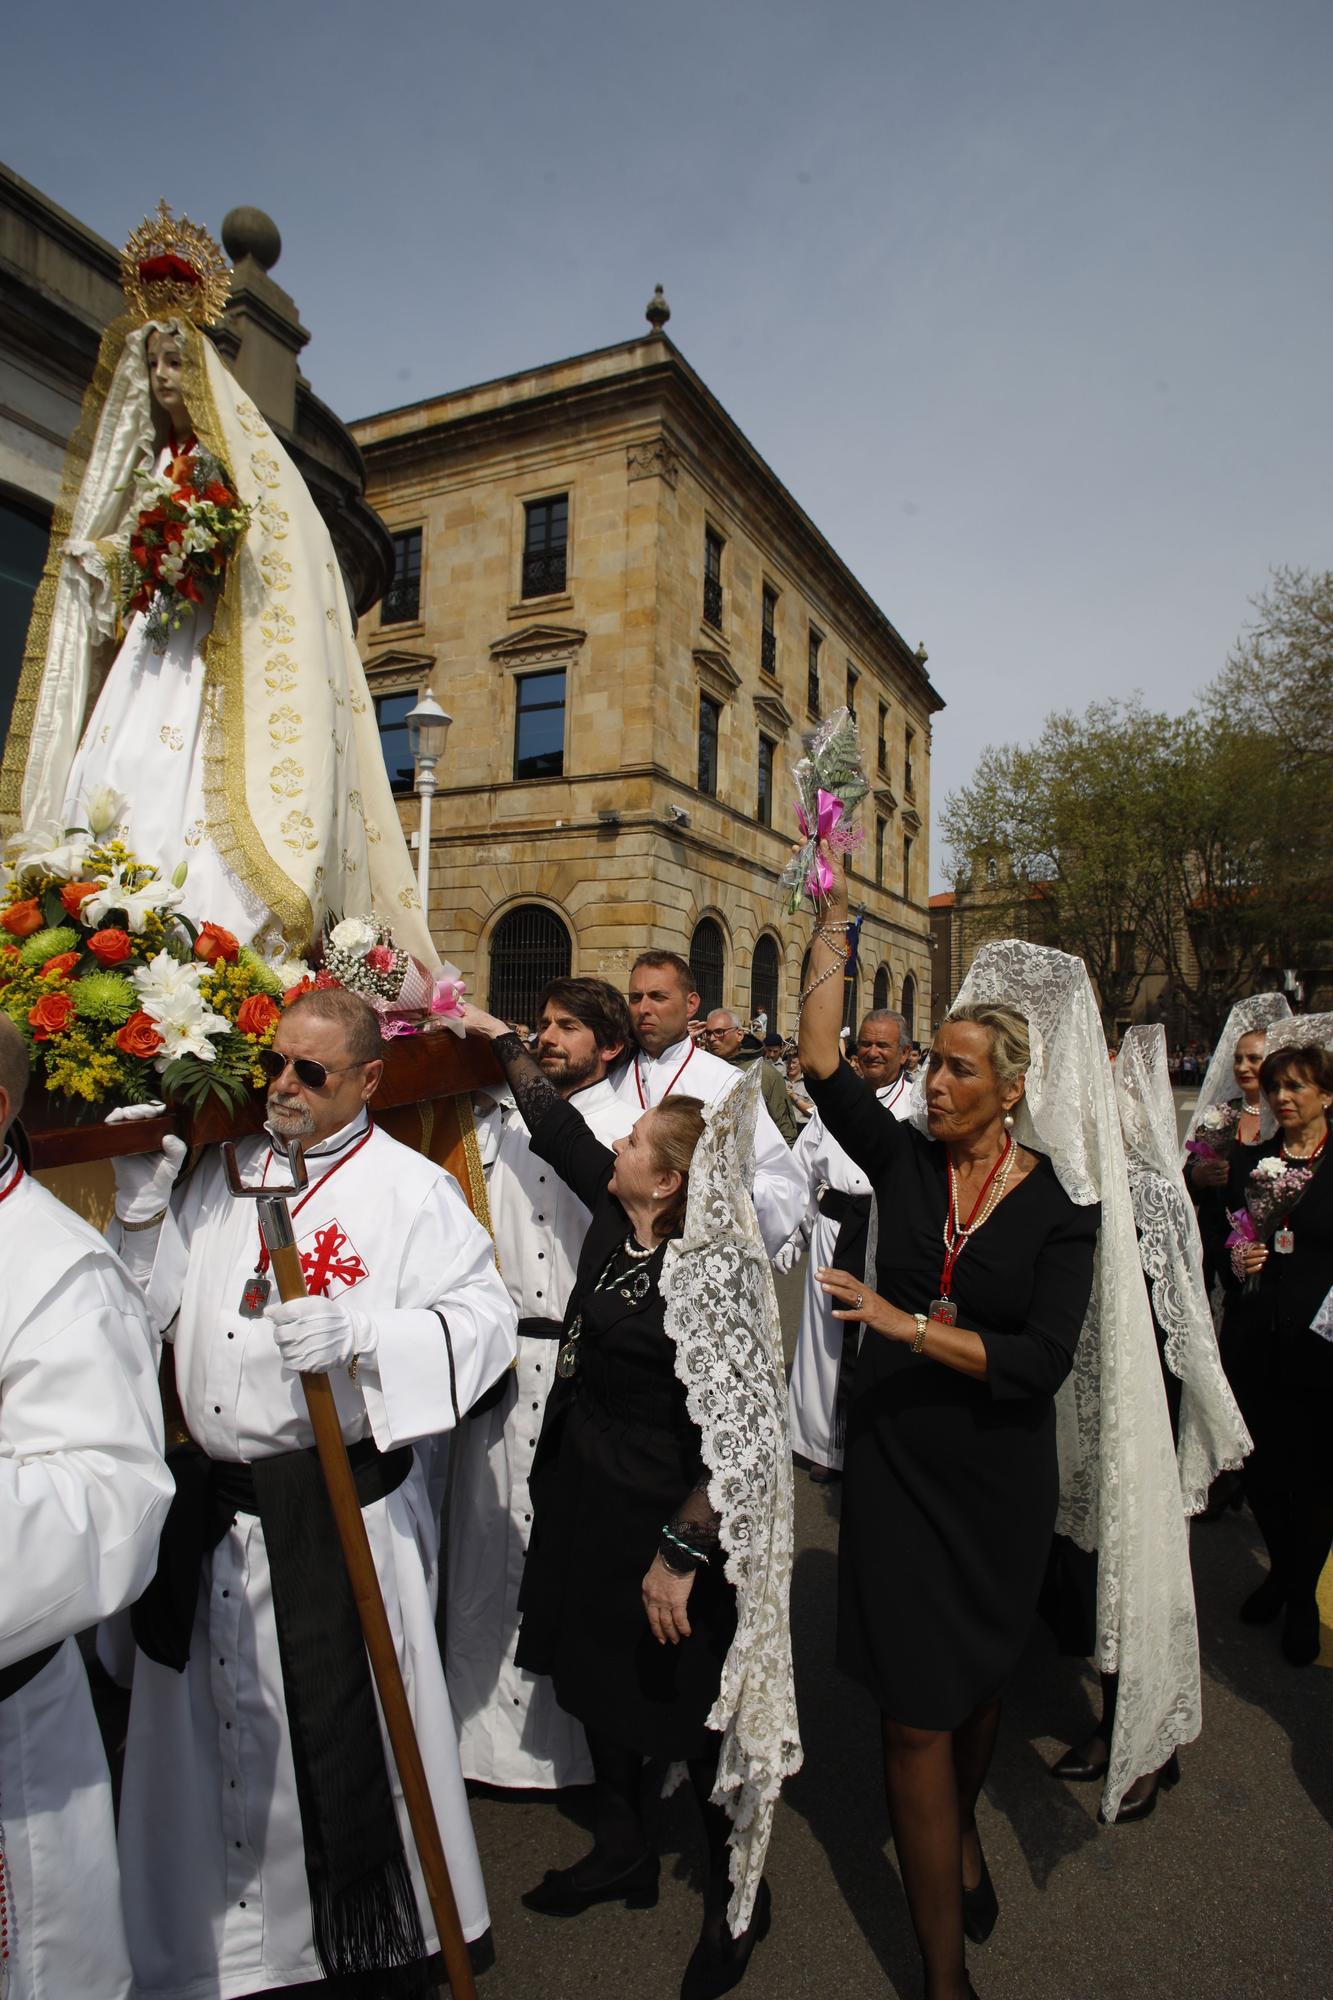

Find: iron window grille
<box><xmin>690</xmin><ymin>918</ymin><xmax>725</xmax><ymax>1015</ymax></box>
<box><xmin>488</xmin><ymin>906</ymin><xmax>571</xmax><ymax>1026</ymax></box>
<box><xmin>757</xmin><ymin>734</ymin><xmax>775</xmax><ymax>827</ymax></box>
<box><xmin>761</xmin><ymin>587</ymin><xmax>778</xmax><ymax>677</ymax></box>
<box><xmin>703</xmin><ymin>528</ymin><xmax>725</xmax><ymax>629</ymax></box>
<box><xmin>698</xmin><ymin>694</ymin><xmax>720</xmax><ymax>796</ymax></box>
<box><xmin>522</xmin><ymin>496</ymin><xmax>568</xmax><ymax>598</ymax></box>
<box><xmin>807</xmin><ymin>627</ymin><xmax>822</xmax><ymax>716</ymax></box>
<box><xmin>382</xmin><ymin>528</ymin><xmax>422</xmax><ymax>625</ymax></box>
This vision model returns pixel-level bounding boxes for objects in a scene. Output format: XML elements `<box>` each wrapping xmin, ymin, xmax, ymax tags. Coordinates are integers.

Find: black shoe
<box><xmin>961</xmin><ymin>1845</ymin><xmax>998</xmax><ymax>1944</ymax></box>
<box><xmin>521</xmin><ymin>1849</ymin><xmax>659</xmax><ymax>1917</ymax></box>
<box><xmin>680</xmin><ymin>1877</ymin><xmax>772</xmax><ymax>2000</ymax></box>
<box><xmin>1281</xmin><ymin>1595</ymin><xmax>1321</xmax><ymax>1666</ymax></box>
<box><xmin>1051</xmin><ymin>1732</ymin><xmax>1110</xmax><ymax>1783</ymax></box>
<box><xmin>1239</xmin><ymin>1572</ymin><xmax>1288</xmax><ymax>1624</ymax></box>
<box><xmin>1102</xmin><ymin>1752</ymin><xmax>1180</xmax><ymax>1824</ymax></box>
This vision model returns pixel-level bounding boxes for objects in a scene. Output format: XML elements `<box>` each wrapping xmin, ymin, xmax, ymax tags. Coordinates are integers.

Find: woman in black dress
<box><xmin>798</xmin><ymin>855</ymin><xmax>1097</xmax><ymax>2000</ymax></box>
<box><xmin>461</xmin><ymin>1003</ymin><xmax>777</xmax><ymax>2000</ymax></box>
<box><xmin>1224</xmin><ymin>1038</ymin><xmax>1333</xmax><ymax>1664</ymax></box>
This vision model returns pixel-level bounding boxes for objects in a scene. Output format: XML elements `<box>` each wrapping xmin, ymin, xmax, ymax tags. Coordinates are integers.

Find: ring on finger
<box><xmin>852</xmin><ymin>1292</ymin><xmax>864</xmax><ymax>1308</ymax></box>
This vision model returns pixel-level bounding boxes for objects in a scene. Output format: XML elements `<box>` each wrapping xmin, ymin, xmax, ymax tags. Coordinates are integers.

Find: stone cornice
<box><xmin>753</xmin><ymin>689</ymin><xmax>795</xmax><ymax>737</ymax></box>
<box><xmin>489</xmin><ymin>622</ymin><xmax>587</xmax><ymax>667</ymax></box>
<box><xmin>693</xmin><ymin>647</ymin><xmax>742</xmax><ymax>702</ymax></box>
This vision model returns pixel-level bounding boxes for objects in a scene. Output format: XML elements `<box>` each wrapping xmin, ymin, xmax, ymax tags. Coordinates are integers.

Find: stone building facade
<box><xmin>352</xmin><ymin>307</ymin><xmax>944</xmax><ymax>1036</ymax></box>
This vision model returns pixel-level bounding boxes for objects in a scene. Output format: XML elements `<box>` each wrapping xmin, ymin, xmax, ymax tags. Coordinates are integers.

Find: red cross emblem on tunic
<box><xmin>296</xmin><ymin>1218</ymin><xmax>369</xmax><ymax>1299</ymax></box>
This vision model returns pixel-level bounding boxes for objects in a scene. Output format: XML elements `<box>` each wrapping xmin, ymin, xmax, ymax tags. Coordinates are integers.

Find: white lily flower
<box><xmin>84</xmin><ymin>785</ymin><xmax>130</xmax><ymax>838</ymax></box>
<box><xmin>4</xmin><ymin>817</ymin><xmax>91</xmax><ymax>882</ymax></box>
<box><xmin>133</xmin><ymin>951</ymin><xmax>209</xmax><ymax>1011</ymax></box>
<box><xmin>149</xmin><ymin>1004</ymin><xmax>232</xmax><ymax>1066</ymax></box>
<box><xmin>85</xmin><ymin>868</ymin><xmax>185</xmax><ymax>934</ymax></box>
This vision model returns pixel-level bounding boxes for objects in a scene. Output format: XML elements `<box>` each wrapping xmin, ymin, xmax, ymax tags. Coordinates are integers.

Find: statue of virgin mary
<box><xmin>0</xmin><ymin>202</ymin><xmax>435</xmax><ymax>967</ymax></box>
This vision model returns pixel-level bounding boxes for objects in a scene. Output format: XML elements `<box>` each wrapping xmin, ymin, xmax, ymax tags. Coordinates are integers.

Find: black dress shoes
<box><xmin>680</xmin><ymin>1877</ymin><xmax>772</xmax><ymax>2000</ymax></box>
<box><xmin>1239</xmin><ymin>1571</ymin><xmax>1288</xmax><ymax>1624</ymax></box>
<box><xmin>522</xmin><ymin>1848</ymin><xmax>660</xmax><ymax>1916</ymax></box>
<box><xmin>1103</xmin><ymin>1752</ymin><xmax>1180</xmax><ymax>1824</ymax></box>
<box><xmin>1281</xmin><ymin>1595</ymin><xmax>1322</xmax><ymax>1665</ymax></box>
<box><xmin>1051</xmin><ymin>1732</ymin><xmax>1110</xmax><ymax>1783</ymax></box>
<box><xmin>961</xmin><ymin>1845</ymin><xmax>998</xmax><ymax>1944</ymax></box>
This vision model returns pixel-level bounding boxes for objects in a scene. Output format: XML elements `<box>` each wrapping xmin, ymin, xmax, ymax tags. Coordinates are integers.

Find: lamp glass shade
<box><xmin>406</xmin><ymin>693</ymin><xmax>452</xmax><ymax>765</ymax></box>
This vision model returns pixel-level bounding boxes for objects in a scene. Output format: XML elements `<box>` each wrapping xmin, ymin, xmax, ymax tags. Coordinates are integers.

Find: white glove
<box><xmin>107</xmin><ymin>1103</ymin><xmax>187</xmax><ymax>1222</ymax></box>
<box><xmin>768</xmin><ymin>1232</ymin><xmax>800</xmax><ymax>1280</ymax></box>
<box><xmin>266</xmin><ymin>1293</ymin><xmax>377</xmax><ymax>1376</ymax></box>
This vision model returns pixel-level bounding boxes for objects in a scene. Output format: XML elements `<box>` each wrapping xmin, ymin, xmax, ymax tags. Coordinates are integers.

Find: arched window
<box><xmin>901</xmin><ymin>971</ymin><xmax>916</xmax><ymax>1039</ymax></box>
<box><xmin>750</xmin><ymin>934</ymin><xmax>781</xmax><ymax>1034</ymax></box>
<box><xmin>690</xmin><ymin>918</ymin><xmax>726</xmax><ymax>1016</ymax></box>
<box><xmin>488</xmin><ymin>905</ymin><xmax>571</xmax><ymax>1027</ymax></box>
<box><xmin>873</xmin><ymin>964</ymin><xmax>890</xmax><ymax>1012</ymax></box>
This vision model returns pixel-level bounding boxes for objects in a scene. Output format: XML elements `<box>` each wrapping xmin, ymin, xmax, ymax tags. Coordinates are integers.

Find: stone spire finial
<box><xmin>645</xmin><ymin>283</ymin><xmax>671</xmax><ymax>333</ymax></box>
<box><xmin>221</xmin><ymin>206</ymin><xmax>282</xmax><ymax>273</ymax></box>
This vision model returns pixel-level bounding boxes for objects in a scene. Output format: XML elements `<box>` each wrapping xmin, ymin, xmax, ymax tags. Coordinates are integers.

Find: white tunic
<box><xmin>0</xmin><ymin>1159</ymin><xmax>171</xmax><ymax>2000</ymax></box>
<box><xmin>786</xmin><ymin>1076</ymin><xmax>912</xmax><ymax>1469</ymax></box>
<box><xmin>613</xmin><ymin>1039</ymin><xmax>806</xmax><ymax>1255</ymax></box>
<box><xmin>59</xmin><ymin>445</ymin><xmax>272</xmax><ymax>944</ymax></box>
<box><xmin>448</xmin><ymin>1075</ymin><xmax>634</xmax><ymax>1789</ymax></box>
<box><xmin>113</xmin><ymin>1116</ymin><xmax>518</xmax><ymax>2000</ymax></box>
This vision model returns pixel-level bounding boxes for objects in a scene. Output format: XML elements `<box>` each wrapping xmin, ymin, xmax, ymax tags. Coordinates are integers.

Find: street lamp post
<box><xmin>406</xmin><ymin>692</ymin><xmax>452</xmax><ymax>925</ymax></box>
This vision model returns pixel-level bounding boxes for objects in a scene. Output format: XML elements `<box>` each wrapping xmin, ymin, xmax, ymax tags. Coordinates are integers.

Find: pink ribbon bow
<box><xmin>1224</xmin><ymin>1208</ymin><xmax>1256</xmax><ymax>1249</ymax></box>
<box><xmin>796</xmin><ymin>789</ymin><xmax>844</xmax><ymax>899</ymax></box>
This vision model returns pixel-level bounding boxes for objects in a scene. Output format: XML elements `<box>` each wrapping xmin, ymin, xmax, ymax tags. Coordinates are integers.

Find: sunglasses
<box><xmin>258</xmin><ymin>1048</ymin><xmax>368</xmax><ymax>1090</ymax></box>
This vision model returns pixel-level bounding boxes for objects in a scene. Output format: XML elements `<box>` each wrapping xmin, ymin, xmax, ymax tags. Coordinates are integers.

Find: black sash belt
<box><xmin>517</xmin><ymin>1315</ymin><xmax>565</xmax><ymax>1340</ymax></box>
<box><xmin>0</xmin><ymin>1640</ymin><xmax>60</xmax><ymax>1702</ymax></box>
<box><xmin>133</xmin><ymin>1433</ymin><xmax>428</xmax><ymax>1996</ymax></box>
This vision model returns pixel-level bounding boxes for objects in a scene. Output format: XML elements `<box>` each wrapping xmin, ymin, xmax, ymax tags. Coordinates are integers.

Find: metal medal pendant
<box><xmin>556</xmin><ymin>1340</ymin><xmax>579</xmax><ymax>1380</ymax></box>
<box><xmin>928</xmin><ymin>1297</ymin><xmax>958</xmax><ymax>1326</ymax></box>
<box><xmin>238</xmin><ymin>1271</ymin><xmax>272</xmax><ymax>1318</ymax></box>
<box><xmin>1274</xmin><ymin>1227</ymin><xmax>1294</xmax><ymax>1255</ymax></box>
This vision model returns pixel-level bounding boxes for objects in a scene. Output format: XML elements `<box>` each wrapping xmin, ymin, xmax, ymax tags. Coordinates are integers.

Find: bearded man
<box><xmin>614</xmin><ymin>952</ymin><xmax>805</xmax><ymax>1255</ymax></box>
<box><xmin>448</xmin><ymin>976</ymin><xmax>636</xmax><ymax>1789</ymax></box>
<box><xmin>110</xmin><ymin>987</ymin><xmax>516</xmax><ymax>2000</ymax></box>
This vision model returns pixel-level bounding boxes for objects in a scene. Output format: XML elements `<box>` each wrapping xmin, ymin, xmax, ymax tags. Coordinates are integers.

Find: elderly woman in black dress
<box><xmin>461</xmin><ymin>1001</ymin><xmax>789</xmax><ymax>2000</ymax></box>
<box><xmin>797</xmin><ymin>854</ymin><xmax>1098</xmax><ymax>2000</ymax></box>
<box><xmin>1225</xmin><ymin>1036</ymin><xmax>1333</xmax><ymax>1664</ymax></box>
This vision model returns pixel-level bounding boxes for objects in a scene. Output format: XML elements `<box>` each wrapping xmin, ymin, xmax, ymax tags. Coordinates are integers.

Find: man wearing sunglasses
<box><xmin>108</xmin><ymin>987</ymin><xmax>518</xmax><ymax>1998</ymax></box>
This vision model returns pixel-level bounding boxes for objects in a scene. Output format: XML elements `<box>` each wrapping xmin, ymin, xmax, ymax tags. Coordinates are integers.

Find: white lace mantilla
<box><xmin>923</xmin><ymin>941</ymin><xmax>1201</xmax><ymax>1818</ymax></box>
<box><xmin>1116</xmin><ymin>1025</ymin><xmax>1251</xmax><ymax>1514</ymax></box>
<box><xmin>662</xmin><ymin>1065</ymin><xmax>802</xmax><ymax>1934</ymax></box>
<box><xmin>1180</xmin><ymin>993</ymin><xmax>1291</xmax><ymax>1162</ymax></box>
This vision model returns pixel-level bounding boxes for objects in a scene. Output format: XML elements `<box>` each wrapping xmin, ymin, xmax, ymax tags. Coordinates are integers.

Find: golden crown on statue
<box><xmin>120</xmin><ymin>200</ymin><xmax>232</xmax><ymax>328</ymax></box>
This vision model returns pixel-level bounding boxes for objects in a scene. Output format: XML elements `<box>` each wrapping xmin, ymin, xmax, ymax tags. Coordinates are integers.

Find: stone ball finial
<box><xmin>221</xmin><ymin>206</ymin><xmax>282</xmax><ymax>272</ymax></box>
<box><xmin>914</xmin><ymin>641</ymin><xmax>929</xmax><ymax>665</ymax></box>
<box><xmin>645</xmin><ymin>283</ymin><xmax>671</xmax><ymax>333</ymax></box>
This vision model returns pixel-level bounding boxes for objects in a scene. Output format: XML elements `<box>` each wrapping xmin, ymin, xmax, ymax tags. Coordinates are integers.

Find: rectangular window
<box><xmin>905</xmin><ymin>725</ymin><xmax>916</xmax><ymax>795</ymax></box>
<box><xmin>703</xmin><ymin>527</ymin><xmax>725</xmax><ymax>629</ymax></box>
<box><xmin>807</xmin><ymin>626</ymin><xmax>822</xmax><ymax>716</ymax></box>
<box><xmin>375</xmin><ymin>689</ymin><xmax>418</xmax><ymax>792</ymax></box>
<box><xmin>903</xmin><ymin>833</ymin><xmax>914</xmax><ymax>895</ymax></box>
<box><xmin>522</xmin><ymin>495</ymin><xmax>568</xmax><ymax>598</ymax></box>
<box><xmin>698</xmin><ymin>694</ymin><xmax>720</xmax><ymax>796</ymax></box>
<box><xmin>513</xmin><ymin>668</ymin><xmax>567</xmax><ymax>779</ymax></box>
<box><xmin>757</xmin><ymin>734</ymin><xmax>775</xmax><ymax>827</ymax></box>
<box><xmin>382</xmin><ymin>528</ymin><xmax>422</xmax><ymax>625</ymax></box>
<box><xmin>761</xmin><ymin>585</ymin><xmax>778</xmax><ymax>677</ymax></box>
<box><xmin>875</xmin><ymin>815</ymin><xmax>886</xmax><ymax>887</ymax></box>
<box><xmin>877</xmin><ymin>701</ymin><xmax>888</xmax><ymax>773</ymax></box>
<box><xmin>846</xmin><ymin>663</ymin><xmax>859</xmax><ymax>725</ymax></box>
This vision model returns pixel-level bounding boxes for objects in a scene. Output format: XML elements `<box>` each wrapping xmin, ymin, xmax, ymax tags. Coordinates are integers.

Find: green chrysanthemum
<box><xmin>17</xmin><ymin>925</ymin><xmax>80</xmax><ymax>968</ymax></box>
<box><xmin>238</xmin><ymin>947</ymin><xmax>285</xmax><ymax>999</ymax></box>
<box><xmin>71</xmin><ymin>970</ymin><xmax>136</xmax><ymax>1025</ymax></box>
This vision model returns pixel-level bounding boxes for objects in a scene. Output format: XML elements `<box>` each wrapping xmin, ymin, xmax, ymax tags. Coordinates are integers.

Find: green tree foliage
<box><xmin>943</xmin><ymin>570</ymin><xmax>1333</xmax><ymax>1038</ymax></box>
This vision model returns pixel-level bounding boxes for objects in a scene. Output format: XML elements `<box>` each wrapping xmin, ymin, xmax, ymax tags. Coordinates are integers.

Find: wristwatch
<box><xmin>911</xmin><ymin>1313</ymin><xmax>928</xmax><ymax>1354</ymax></box>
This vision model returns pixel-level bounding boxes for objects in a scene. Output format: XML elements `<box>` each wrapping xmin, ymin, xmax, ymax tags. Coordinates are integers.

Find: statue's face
<box><xmin>146</xmin><ymin>328</ymin><xmax>189</xmax><ymax>429</ymax></box>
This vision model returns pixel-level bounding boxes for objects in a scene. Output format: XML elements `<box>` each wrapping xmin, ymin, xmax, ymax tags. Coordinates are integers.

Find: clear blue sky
<box><xmin>8</xmin><ymin>0</ymin><xmax>1330</xmax><ymax>886</ymax></box>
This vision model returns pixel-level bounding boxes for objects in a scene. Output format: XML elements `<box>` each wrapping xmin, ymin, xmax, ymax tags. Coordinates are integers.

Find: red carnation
<box><xmin>204</xmin><ymin>482</ymin><xmax>234</xmax><ymax>506</ymax></box>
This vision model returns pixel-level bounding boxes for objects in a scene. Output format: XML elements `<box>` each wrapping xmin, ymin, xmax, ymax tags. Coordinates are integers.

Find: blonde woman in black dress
<box><xmin>798</xmin><ymin>853</ymin><xmax>1098</xmax><ymax>2000</ymax></box>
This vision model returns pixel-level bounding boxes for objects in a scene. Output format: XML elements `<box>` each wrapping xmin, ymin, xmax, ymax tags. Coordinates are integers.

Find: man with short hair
<box><xmin>449</xmin><ymin>976</ymin><xmax>636</xmax><ymax>1789</ymax></box>
<box><xmin>781</xmin><ymin>1009</ymin><xmax>913</xmax><ymax>1477</ymax></box>
<box><xmin>701</xmin><ymin>1007</ymin><xmax>799</xmax><ymax>1144</ymax></box>
<box><xmin>111</xmin><ymin>987</ymin><xmax>517</xmax><ymax>1999</ymax></box>
<box><xmin>617</xmin><ymin>952</ymin><xmax>805</xmax><ymax>1253</ymax></box>
<box><xmin>0</xmin><ymin>1018</ymin><xmax>173</xmax><ymax>2000</ymax></box>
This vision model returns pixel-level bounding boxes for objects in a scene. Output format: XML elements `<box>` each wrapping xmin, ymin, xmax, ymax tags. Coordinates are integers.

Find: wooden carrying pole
<box><xmin>240</xmin><ymin>1160</ymin><xmax>477</xmax><ymax>2000</ymax></box>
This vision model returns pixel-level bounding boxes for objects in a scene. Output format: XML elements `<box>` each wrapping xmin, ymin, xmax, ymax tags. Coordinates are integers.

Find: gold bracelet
<box><xmin>911</xmin><ymin>1312</ymin><xmax>928</xmax><ymax>1353</ymax></box>
<box><xmin>118</xmin><ymin>1207</ymin><xmax>167</xmax><ymax>1232</ymax></box>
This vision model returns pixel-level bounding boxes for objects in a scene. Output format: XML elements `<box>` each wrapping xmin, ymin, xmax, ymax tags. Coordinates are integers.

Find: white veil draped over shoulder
<box><xmin>662</xmin><ymin>1065</ymin><xmax>802</xmax><ymax>1934</ymax></box>
<box><xmin>1115</xmin><ymin>1024</ymin><xmax>1251</xmax><ymax>1515</ymax></box>
<box><xmin>916</xmin><ymin>942</ymin><xmax>1201</xmax><ymax>1818</ymax></box>
<box><xmin>1180</xmin><ymin>994</ymin><xmax>1291</xmax><ymax>1162</ymax></box>
<box><xmin>1266</xmin><ymin>1012</ymin><xmax>1333</xmax><ymax>1058</ymax></box>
